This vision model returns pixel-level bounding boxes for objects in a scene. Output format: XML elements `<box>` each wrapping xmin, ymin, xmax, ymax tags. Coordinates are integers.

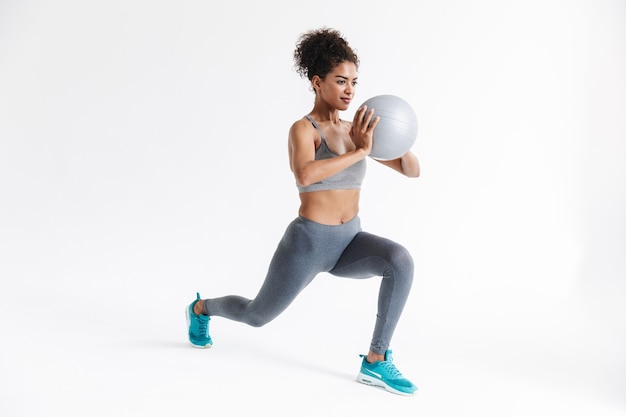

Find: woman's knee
<box><xmin>386</xmin><ymin>243</ymin><xmax>414</xmax><ymax>280</ymax></box>
<box><xmin>244</xmin><ymin>306</ymin><xmax>281</xmax><ymax>328</ymax></box>
<box><xmin>246</xmin><ymin>317</ymin><xmax>267</xmax><ymax>328</ymax></box>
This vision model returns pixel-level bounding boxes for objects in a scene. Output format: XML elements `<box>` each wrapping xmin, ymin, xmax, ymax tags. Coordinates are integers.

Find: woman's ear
<box><xmin>311</xmin><ymin>75</ymin><xmax>322</xmax><ymax>92</ymax></box>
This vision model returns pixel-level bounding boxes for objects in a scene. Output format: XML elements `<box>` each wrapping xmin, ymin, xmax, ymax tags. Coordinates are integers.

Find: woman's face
<box><xmin>315</xmin><ymin>61</ymin><xmax>358</xmax><ymax>111</ymax></box>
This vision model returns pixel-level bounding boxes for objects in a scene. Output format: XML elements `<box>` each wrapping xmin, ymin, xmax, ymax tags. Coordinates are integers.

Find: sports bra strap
<box><xmin>304</xmin><ymin>115</ymin><xmax>327</xmax><ymax>142</ymax></box>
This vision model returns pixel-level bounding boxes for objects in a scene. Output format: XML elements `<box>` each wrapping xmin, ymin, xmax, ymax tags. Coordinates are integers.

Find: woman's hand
<box><xmin>349</xmin><ymin>105</ymin><xmax>379</xmax><ymax>156</ymax></box>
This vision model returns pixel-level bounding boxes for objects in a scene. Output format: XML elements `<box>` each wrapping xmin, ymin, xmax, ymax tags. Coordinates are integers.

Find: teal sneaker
<box><xmin>186</xmin><ymin>292</ymin><xmax>212</xmax><ymax>348</ymax></box>
<box><xmin>356</xmin><ymin>350</ymin><xmax>417</xmax><ymax>396</ymax></box>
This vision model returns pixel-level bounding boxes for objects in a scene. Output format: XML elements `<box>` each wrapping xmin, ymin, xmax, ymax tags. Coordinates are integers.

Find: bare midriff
<box><xmin>298</xmin><ymin>189</ymin><xmax>360</xmax><ymax>225</ymax></box>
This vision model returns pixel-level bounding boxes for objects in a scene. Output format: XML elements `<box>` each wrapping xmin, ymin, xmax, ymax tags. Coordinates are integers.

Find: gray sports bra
<box><xmin>296</xmin><ymin>116</ymin><xmax>366</xmax><ymax>193</ymax></box>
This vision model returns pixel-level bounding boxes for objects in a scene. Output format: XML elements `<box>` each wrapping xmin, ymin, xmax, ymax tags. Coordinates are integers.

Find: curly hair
<box><xmin>293</xmin><ymin>28</ymin><xmax>359</xmax><ymax>81</ymax></box>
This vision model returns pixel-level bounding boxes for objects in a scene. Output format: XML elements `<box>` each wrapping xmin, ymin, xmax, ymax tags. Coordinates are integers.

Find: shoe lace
<box><xmin>196</xmin><ymin>315</ymin><xmax>209</xmax><ymax>336</ymax></box>
<box><xmin>379</xmin><ymin>360</ymin><xmax>403</xmax><ymax>379</ymax></box>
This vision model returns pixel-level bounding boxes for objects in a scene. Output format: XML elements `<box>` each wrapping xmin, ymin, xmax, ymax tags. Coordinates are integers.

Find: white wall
<box><xmin>1</xmin><ymin>1</ymin><xmax>624</xmax><ymax>415</ymax></box>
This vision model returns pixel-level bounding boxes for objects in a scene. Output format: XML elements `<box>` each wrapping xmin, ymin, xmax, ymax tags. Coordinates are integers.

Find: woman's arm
<box><xmin>376</xmin><ymin>151</ymin><xmax>420</xmax><ymax>178</ymax></box>
<box><xmin>288</xmin><ymin>107</ymin><xmax>377</xmax><ymax>187</ymax></box>
<box><xmin>288</xmin><ymin>120</ymin><xmax>368</xmax><ymax>187</ymax></box>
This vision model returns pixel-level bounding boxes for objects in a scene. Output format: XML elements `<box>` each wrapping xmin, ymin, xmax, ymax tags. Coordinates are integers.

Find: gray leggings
<box><xmin>203</xmin><ymin>215</ymin><xmax>414</xmax><ymax>354</ymax></box>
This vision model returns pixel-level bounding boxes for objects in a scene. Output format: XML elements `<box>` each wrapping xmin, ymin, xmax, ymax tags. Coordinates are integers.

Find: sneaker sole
<box><xmin>185</xmin><ymin>306</ymin><xmax>212</xmax><ymax>349</ymax></box>
<box><xmin>356</xmin><ymin>372</ymin><xmax>416</xmax><ymax>396</ymax></box>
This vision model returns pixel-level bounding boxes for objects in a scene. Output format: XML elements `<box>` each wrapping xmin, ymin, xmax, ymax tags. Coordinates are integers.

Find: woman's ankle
<box><xmin>366</xmin><ymin>351</ymin><xmax>385</xmax><ymax>364</ymax></box>
<box><xmin>193</xmin><ymin>300</ymin><xmax>205</xmax><ymax>315</ymax></box>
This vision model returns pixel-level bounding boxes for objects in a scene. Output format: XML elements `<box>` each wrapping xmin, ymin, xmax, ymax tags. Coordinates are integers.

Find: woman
<box><xmin>186</xmin><ymin>28</ymin><xmax>420</xmax><ymax>396</ymax></box>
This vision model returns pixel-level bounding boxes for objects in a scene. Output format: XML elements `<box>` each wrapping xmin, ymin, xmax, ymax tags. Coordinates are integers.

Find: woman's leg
<box><xmin>200</xmin><ymin>216</ymin><xmax>361</xmax><ymax>327</ymax></box>
<box><xmin>201</xmin><ymin>221</ymin><xmax>319</xmax><ymax>327</ymax></box>
<box><xmin>329</xmin><ymin>231</ymin><xmax>414</xmax><ymax>355</ymax></box>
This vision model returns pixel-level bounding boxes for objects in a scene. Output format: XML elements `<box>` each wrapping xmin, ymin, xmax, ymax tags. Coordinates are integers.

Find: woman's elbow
<box><xmin>407</xmin><ymin>167</ymin><xmax>420</xmax><ymax>178</ymax></box>
<box><xmin>400</xmin><ymin>152</ymin><xmax>420</xmax><ymax>178</ymax></box>
<box><xmin>294</xmin><ymin>170</ymin><xmax>314</xmax><ymax>187</ymax></box>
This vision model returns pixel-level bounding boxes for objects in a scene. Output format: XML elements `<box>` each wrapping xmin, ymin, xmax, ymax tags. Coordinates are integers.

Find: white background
<box><xmin>1</xmin><ymin>1</ymin><xmax>625</xmax><ymax>416</ymax></box>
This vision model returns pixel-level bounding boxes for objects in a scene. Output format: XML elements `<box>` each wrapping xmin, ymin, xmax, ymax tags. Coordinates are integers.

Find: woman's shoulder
<box><xmin>291</xmin><ymin>115</ymin><xmax>313</xmax><ymax>129</ymax></box>
<box><xmin>289</xmin><ymin>116</ymin><xmax>317</xmax><ymax>140</ymax></box>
